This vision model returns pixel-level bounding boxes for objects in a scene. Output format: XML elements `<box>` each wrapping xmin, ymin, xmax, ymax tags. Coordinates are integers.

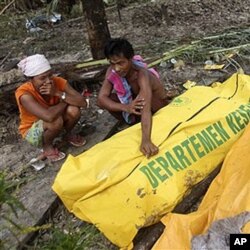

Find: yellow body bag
<box><xmin>52</xmin><ymin>74</ymin><xmax>250</xmax><ymax>248</ymax></box>
<box><xmin>153</xmin><ymin>123</ymin><xmax>250</xmax><ymax>250</ymax></box>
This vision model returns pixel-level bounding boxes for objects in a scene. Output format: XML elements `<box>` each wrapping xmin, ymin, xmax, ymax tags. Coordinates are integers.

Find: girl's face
<box><xmin>109</xmin><ymin>54</ymin><xmax>132</xmax><ymax>77</ymax></box>
<box><xmin>31</xmin><ymin>70</ymin><xmax>53</xmax><ymax>92</ymax></box>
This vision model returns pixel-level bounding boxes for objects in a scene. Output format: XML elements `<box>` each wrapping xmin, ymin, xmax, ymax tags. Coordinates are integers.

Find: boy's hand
<box><xmin>140</xmin><ymin>139</ymin><xmax>159</xmax><ymax>158</ymax></box>
<box><xmin>128</xmin><ymin>97</ymin><xmax>145</xmax><ymax>115</ymax></box>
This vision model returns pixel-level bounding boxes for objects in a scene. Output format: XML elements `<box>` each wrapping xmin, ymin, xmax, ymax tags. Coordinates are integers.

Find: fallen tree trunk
<box><xmin>0</xmin><ymin>61</ymin><xmax>108</xmax><ymax>94</ymax></box>
<box><xmin>0</xmin><ymin>69</ymin><xmax>24</xmax><ymax>94</ymax></box>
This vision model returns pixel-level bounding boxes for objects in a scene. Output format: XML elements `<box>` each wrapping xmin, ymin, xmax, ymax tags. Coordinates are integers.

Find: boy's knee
<box><xmin>96</xmin><ymin>98</ymin><xmax>102</xmax><ymax>108</ymax></box>
<box><xmin>109</xmin><ymin>93</ymin><xmax>120</xmax><ymax>103</ymax></box>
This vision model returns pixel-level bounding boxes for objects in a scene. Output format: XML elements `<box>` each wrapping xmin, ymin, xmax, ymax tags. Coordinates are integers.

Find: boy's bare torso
<box><xmin>126</xmin><ymin>65</ymin><xmax>169</xmax><ymax>112</ymax></box>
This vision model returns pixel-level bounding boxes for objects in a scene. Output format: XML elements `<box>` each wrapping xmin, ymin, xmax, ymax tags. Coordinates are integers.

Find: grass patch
<box><xmin>30</xmin><ymin>204</ymin><xmax>117</xmax><ymax>250</ymax></box>
<box><xmin>32</xmin><ymin>223</ymin><xmax>114</xmax><ymax>250</ymax></box>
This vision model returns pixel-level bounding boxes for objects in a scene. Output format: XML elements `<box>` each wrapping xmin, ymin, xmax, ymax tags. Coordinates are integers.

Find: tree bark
<box><xmin>16</xmin><ymin>0</ymin><xmax>43</xmax><ymax>10</ymax></box>
<box><xmin>56</xmin><ymin>0</ymin><xmax>76</xmax><ymax>14</ymax></box>
<box><xmin>81</xmin><ymin>0</ymin><xmax>111</xmax><ymax>60</ymax></box>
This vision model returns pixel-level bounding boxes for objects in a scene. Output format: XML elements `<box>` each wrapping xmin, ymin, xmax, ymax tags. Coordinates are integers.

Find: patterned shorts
<box><xmin>25</xmin><ymin>120</ymin><xmax>44</xmax><ymax>147</ymax></box>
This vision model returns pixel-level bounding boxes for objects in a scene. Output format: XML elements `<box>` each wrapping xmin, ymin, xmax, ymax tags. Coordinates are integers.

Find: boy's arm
<box><xmin>97</xmin><ymin>69</ymin><xmax>144</xmax><ymax>114</ymax></box>
<box><xmin>138</xmin><ymin>70</ymin><xmax>159</xmax><ymax>158</ymax></box>
<box><xmin>97</xmin><ymin>78</ymin><xmax>129</xmax><ymax>112</ymax></box>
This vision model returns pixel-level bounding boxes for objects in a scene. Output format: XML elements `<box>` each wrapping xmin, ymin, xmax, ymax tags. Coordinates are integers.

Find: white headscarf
<box><xmin>18</xmin><ymin>54</ymin><xmax>51</xmax><ymax>77</ymax></box>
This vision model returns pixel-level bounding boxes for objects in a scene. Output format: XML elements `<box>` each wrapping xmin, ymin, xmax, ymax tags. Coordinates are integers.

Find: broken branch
<box><xmin>0</xmin><ymin>0</ymin><xmax>15</xmax><ymax>16</ymax></box>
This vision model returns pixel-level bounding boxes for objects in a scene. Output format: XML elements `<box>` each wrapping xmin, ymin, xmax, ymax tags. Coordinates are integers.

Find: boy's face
<box><xmin>31</xmin><ymin>70</ymin><xmax>53</xmax><ymax>93</ymax></box>
<box><xmin>109</xmin><ymin>54</ymin><xmax>132</xmax><ymax>77</ymax></box>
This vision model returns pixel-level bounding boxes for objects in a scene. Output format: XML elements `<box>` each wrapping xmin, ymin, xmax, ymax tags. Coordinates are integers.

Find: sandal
<box><xmin>43</xmin><ymin>148</ymin><xmax>66</xmax><ymax>162</ymax></box>
<box><xmin>66</xmin><ymin>134</ymin><xmax>87</xmax><ymax>147</ymax></box>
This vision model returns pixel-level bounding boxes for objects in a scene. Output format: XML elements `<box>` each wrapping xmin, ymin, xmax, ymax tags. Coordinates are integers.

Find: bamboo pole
<box><xmin>76</xmin><ymin>59</ymin><xmax>108</xmax><ymax>69</ymax></box>
<box><xmin>208</xmin><ymin>43</ymin><xmax>250</xmax><ymax>54</ymax></box>
<box><xmin>0</xmin><ymin>0</ymin><xmax>15</xmax><ymax>15</ymax></box>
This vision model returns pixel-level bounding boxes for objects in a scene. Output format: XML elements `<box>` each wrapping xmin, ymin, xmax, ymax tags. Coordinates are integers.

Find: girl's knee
<box><xmin>45</xmin><ymin>116</ymin><xmax>64</xmax><ymax>131</ymax></box>
<box><xmin>66</xmin><ymin>106</ymin><xmax>80</xmax><ymax>120</ymax></box>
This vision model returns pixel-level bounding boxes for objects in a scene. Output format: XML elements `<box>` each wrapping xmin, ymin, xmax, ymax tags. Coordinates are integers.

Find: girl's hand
<box><xmin>39</xmin><ymin>81</ymin><xmax>56</xmax><ymax>96</ymax></box>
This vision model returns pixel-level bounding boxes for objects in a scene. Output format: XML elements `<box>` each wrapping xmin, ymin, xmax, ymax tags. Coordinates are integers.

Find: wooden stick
<box><xmin>0</xmin><ymin>50</ymin><xmax>12</xmax><ymax>68</ymax></box>
<box><xmin>0</xmin><ymin>0</ymin><xmax>15</xmax><ymax>16</ymax></box>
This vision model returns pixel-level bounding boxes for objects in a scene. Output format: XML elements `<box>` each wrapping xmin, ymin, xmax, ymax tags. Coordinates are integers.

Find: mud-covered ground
<box><xmin>0</xmin><ymin>0</ymin><xmax>250</xmax><ymax>248</ymax></box>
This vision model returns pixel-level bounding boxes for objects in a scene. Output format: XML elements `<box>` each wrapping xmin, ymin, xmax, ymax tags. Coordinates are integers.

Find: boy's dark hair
<box><xmin>104</xmin><ymin>38</ymin><xmax>134</xmax><ymax>59</ymax></box>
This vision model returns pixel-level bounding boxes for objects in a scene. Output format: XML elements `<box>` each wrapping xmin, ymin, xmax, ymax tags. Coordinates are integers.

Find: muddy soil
<box><xmin>0</xmin><ymin>0</ymin><xmax>250</xmax><ymax>248</ymax></box>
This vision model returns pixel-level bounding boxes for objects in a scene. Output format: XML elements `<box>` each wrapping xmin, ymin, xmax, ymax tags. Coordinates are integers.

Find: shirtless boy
<box><xmin>97</xmin><ymin>38</ymin><xmax>172</xmax><ymax>158</ymax></box>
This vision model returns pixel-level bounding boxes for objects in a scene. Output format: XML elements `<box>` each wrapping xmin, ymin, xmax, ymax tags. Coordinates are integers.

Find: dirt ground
<box><xmin>0</xmin><ymin>0</ymin><xmax>250</xmax><ymax>248</ymax></box>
